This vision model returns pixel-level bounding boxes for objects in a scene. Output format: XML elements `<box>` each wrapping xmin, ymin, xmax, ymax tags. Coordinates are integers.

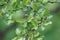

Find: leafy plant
<box><xmin>12</xmin><ymin>0</ymin><xmax>52</xmax><ymax>40</ymax></box>
<box><xmin>0</xmin><ymin>0</ymin><xmax>53</xmax><ymax>40</ymax></box>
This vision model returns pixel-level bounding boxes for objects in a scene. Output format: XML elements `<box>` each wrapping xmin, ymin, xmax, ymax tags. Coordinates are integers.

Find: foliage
<box><xmin>0</xmin><ymin>0</ymin><xmax>53</xmax><ymax>40</ymax></box>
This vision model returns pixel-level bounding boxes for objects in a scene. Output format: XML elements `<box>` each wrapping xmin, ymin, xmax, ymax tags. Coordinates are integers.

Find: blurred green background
<box><xmin>43</xmin><ymin>12</ymin><xmax>60</xmax><ymax>40</ymax></box>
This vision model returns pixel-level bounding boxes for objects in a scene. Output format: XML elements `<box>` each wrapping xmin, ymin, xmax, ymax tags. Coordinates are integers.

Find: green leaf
<box><xmin>16</xmin><ymin>28</ymin><xmax>21</xmax><ymax>35</ymax></box>
<box><xmin>18</xmin><ymin>1</ymin><xmax>24</xmax><ymax>8</ymax></box>
<box><xmin>40</xmin><ymin>8</ymin><xmax>50</xmax><ymax>17</ymax></box>
<box><xmin>42</xmin><ymin>0</ymin><xmax>48</xmax><ymax>4</ymax></box>
<box><xmin>33</xmin><ymin>3</ymin><xmax>39</xmax><ymax>11</ymax></box>
<box><xmin>12</xmin><ymin>37</ymin><xmax>17</xmax><ymax>40</ymax></box>
<box><xmin>12</xmin><ymin>10</ymin><xmax>23</xmax><ymax>20</ymax></box>
<box><xmin>31</xmin><ymin>20</ymin><xmax>38</xmax><ymax>27</ymax></box>
<box><xmin>23</xmin><ymin>0</ymin><xmax>31</xmax><ymax>5</ymax></box>
<box><xmin>16</xmin><ymin>18</ymin><xmax>25</xmax><ymax>23</ymax></box>
<box><xmin>27</xmin><ymin>16</ymin><xmax>33</xmax><ymax>22</ymax></box>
